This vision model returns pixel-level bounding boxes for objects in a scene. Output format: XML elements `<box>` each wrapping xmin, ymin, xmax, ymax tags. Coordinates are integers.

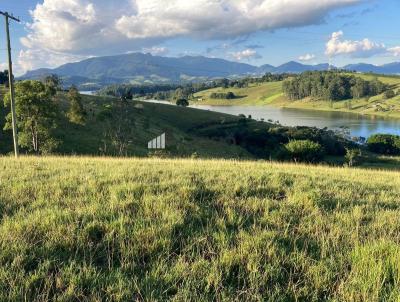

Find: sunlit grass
<box><xmin>193</xmin><ymin>74</ymin><xmax>400</xmax><ymax>119</ymax></box>
<box><xmin>1</xmin><ymin>156</ymin><xmax>400</xmax><ymax>300</ymax></box>
<box><xmin>193</xmin><ymin>81</ymin><xmax>283</xmax><ymax>105</ymax></box>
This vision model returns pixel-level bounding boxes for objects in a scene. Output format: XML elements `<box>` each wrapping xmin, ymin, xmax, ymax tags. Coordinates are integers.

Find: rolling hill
<box><xmin>194</xmin><ymin>73</ymin><xmax>400</xmax><ymax>118</ymax></box>
<box><xmin>344</xmin><ymin>62</ymin><xmax>400</xmax><ymax>75</ymax></box>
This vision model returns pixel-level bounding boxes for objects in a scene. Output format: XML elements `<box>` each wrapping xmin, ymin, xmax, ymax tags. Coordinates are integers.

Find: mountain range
<box><xmin>20</xmin><ymin>52</ymin><xmax>400</xmax><ymax>89</ymax></box>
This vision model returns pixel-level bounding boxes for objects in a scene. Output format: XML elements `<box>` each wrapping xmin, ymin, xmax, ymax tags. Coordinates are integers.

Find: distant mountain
<box><xmin>258</xmin><ymin>63</ymin><xmax>276</xmax><ymax>74</ymax></box>
<box><xmin>20</xmin><ymin>52</ymin><xmax>400</xmax><ymax>88</ymax></box>
<box><xmin>273</xmin><ymin>61</ymin><xmax>331</xmax><ymax>73</ymax></box>
<box><xmin>344</xmin><ymin>62</ymin><xmax>400</xmax><ymax>75</ymax></box>
<box><xmin>21</xmin><ymin>53</ymin><xmax>258</xmax><ymax>88</ymax></box>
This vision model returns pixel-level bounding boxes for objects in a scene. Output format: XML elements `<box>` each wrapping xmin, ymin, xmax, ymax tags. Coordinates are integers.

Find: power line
<box><xmin>0</xmin><ymin>11</ymin><xmax>20</xmax><ymax>158</ymax></box>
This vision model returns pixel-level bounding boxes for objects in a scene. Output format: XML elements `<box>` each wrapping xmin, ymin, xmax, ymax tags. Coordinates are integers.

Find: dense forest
<box><xmin>282</xmin><ymin>71</ymin><xmax>387</xmax><ymax>101</ymax></box>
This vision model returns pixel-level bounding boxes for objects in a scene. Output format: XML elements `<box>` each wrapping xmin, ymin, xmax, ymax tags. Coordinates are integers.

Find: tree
<box><xmin>4</xmin><ymin>80</ymin><xmax>59</xmax><ymax>154</ymax></box>
<box><xmin>43</xmin><ymin>74</ymin><xmax>62</xmax><ymax>94</ymax></box>
<box><xmin>67</xmin><ymin>85</ymin><xmax>86</xmax><ymax>125</ymax></box>
<box><xmin>345</xmin><ymin>148</ymin><xmax>363</xmax><ymax>167</ymax></box>
<box><xmin>384</xmin><ymin>89</ymin><xmax>395</xmax><ymax>99</ymax></box>
<box><xmin>367</xmin><ymin>134</ymin><xmax>400</xmax><ymax>155</ymax></box>
<box><xmin>174</xmin><ymin>88</ymin><xmax>187</xmax><ymax>100</ymax></box>
<box><xmin>0</xmin><ymin>70</ymin><xmax>10</xmax><ymax>86</ymax></box>
<box><xmin>284</xmin><ymin>140</ymin><xmax>323</xmax><ymax>163</ymax></box>
<box><xmin>176</xmin><ymin>98</ymin><xmax>189</xmax><ymax>107</ymax></box>
<box><xmin>226</xmin><ymin>92</ymin><xmax>236</xmax><ymax>99</ymax></box>
<box><xmin>99</xmin><ymin>99</ymin><xmax>135</xmax><ymax>156</ymax></box>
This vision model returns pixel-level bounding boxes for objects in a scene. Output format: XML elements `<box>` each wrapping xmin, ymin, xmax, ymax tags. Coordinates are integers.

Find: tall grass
<box><xmin>1</xmin><ymin>157</ymin><xmax>400</xmax><ymax>301</ymax></box>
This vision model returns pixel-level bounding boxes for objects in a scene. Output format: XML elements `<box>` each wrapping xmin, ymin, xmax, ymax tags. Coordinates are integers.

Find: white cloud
<box><xmin>142</xmin><ymin>46</ymin><xmax>169</xmax><ymax>55</ymax></box>
<box><xmin>17</xmin><ymin>49</ymin><xmax>88</xmax><ymax>75</ymax></box>
<box><xmin>388</xmin><ymin>47</ymin><xmax>400</xmax><ymax>57</ymax></box>
<box><xmin>115</xmin><ymin>0</ymin><xmax>360</xmax><ymax>41</ymax></box>
<box><xmin>20</xmin><ymin>0</ymin><xmax>361</xmax><ymax>73</ymax></box>
<box><xmin>231</xmin><ymin>49</ymin><xmax>262</xmax><ymax>61</ymax></box>
<box><xmin>325</xmin><ymin>31</ymin><xmax>386</xmax><ymax>58</ymax></box>
<box><xmin>0</xmin><ymin>62</ymin><xmax>8</xmax><ymax>72</ymax></box>
<box><xmin>298</xmin><ymin>53</ymin><xmax>316</xmax><ymax>61</ymax></box>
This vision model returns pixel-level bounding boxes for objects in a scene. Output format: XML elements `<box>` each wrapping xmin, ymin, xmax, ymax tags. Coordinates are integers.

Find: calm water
<box><xmin>79</xmin><ymin>91</ymin><xmax>96</xmax><ymax>96</ymax></box>
<box><xmin>191</xmin><ymin>105</ymin><xmax>400</xmax><ymax>138</ymax></box>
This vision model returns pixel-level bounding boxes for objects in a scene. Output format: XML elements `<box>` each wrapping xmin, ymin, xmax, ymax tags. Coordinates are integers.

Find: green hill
<box><xmin>0</xmin><ymin>92</ymin><xmax>256</xmax><ymax>158</ymax></box>
<box><xmin>193</xmin><ymin>73</ymin><xmax>400</xmax><ymax>118</ymax></box>
<box><xmin>0</xmin><ymin>91</ymin><xmax>359</xmax><ymax>163</ymax></box>
<box><xmin>194</xmin><ymin>81</ymin><xmax>284</xmax><ymax>105</ymax></box>
<box><xmin>1</xmin><ymin>157</ymin><xmax>400</xmax><ymax>300</ymax></box>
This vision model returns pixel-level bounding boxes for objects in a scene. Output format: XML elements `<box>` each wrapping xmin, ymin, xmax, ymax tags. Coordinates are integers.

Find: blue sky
<box><xmin>0</xmin><ymin>0</ymin><xmax>399</xmax><ymax>75</ymax></box>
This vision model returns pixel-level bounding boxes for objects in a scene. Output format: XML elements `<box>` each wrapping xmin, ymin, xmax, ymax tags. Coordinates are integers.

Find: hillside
<box><xmin>1</xmin><ymin>157</ymin><xmax>400</xmax><ymax>300</ymax></box>
<box><xmin>194</xmin><ymin>81</ymin><xmax>284</xmax><ymax>105</ymax></box>
<box><xmin>21</xmin><ymin>52</ymin><xmax>400</xmax><ymax>88</ymax></box>
<box><xmin>3</xmin><ymin>89</ymin><xmax>370</xmax><ymax>162</ymax></box>
<box><xmin>54</xmin><ymin>94</ymin><xmax>255</xmax><ymax>158</ymax></box>
<box><xmin>0</xmin><ymin>90</ymin><xmax>255</xmax><ymax>157</ymax></box>
<box><xmin>194</xmin><ymin>73</ymin><xmax>400</xmax><ymax>118</ymax></box>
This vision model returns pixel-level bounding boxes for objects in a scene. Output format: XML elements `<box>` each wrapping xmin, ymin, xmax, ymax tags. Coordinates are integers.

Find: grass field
<box><xmin>193</xmin><ymin>74</ymin><xmax>400</xmax><ymax>119</ymax></box>
<box><xmin>1</xmin><ymin>156</ymin><xmax>400</xmax><ymax>301</ymax></box>
<box><xmin>193</xmin><ymin>81</ymin><xmax>284</xmax><ymax>106</ymax></box>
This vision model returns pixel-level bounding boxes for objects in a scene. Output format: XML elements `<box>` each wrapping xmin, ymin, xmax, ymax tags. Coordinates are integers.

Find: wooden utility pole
<box><xmin>0</xmin><ymin>11</ymin><xmax>20</xmax><ymax>158</ymax></box>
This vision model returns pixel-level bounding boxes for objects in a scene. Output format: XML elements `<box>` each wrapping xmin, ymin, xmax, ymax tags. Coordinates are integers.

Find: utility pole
<box><xmin>0</xmin><ymin>11</ymin><xmax>20</xmax><ymax>158</ymax></box>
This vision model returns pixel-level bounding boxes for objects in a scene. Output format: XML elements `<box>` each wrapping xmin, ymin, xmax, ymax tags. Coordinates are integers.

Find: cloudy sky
<box><xmin>1</xmin><ymin>0</ymin><xmax>399</xmax><ymax>75</ymax></box>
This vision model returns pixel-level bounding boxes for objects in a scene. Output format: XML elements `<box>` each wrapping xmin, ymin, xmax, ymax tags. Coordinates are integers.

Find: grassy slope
<box><xmin>1</xmin><ymin>157</ymin><xmax>400</xmax><ymax>300</ymax></box>
<box><xmin>194</xmin><ymin>81</ymin><xmax>284</xmax><ymax>105</ymax></box>
<box><xmin>1</xmin><ymin>92</ymin><xmax>253</xmax><ymax>158</ymax></box>
<box><xmin>193</xmin><ymin>74</ymin><xmax>400</xmax><ymax>118</ymax></box>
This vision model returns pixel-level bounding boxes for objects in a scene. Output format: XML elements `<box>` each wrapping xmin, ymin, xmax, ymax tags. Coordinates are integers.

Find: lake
<box><xmin>79</xmin><ymin>91</ymin><xmax>96</xmax><ymax>96</ymax></box>
<box><xmin>191</xmin><ymin>105</ymin><xmax>400</xmax><ymax>138</ymax></box>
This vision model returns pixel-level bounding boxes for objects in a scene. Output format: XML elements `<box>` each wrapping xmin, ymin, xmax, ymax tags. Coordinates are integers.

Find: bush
<box><xmin>210</xmin><ymin>92</ymin><xmax>236</xmax><ymax>99</ymax></box>
<box><xmin>384</xmin><ymin>90</ymin><xmax>396</xmax><ymax>99</ymax></box>
<box><xmin>284</xmin><ymin>140</ymin><xmax>324</xmax><ymax>163</ymax></box>
<box><xmin>345</xmin><ymin>148</ymin><xmax>363</xmax><ymax>167</ymax></box>
<box><xmin>176</xmin><ymin>98</ymin><xmax>189</xmax><ymax>107</ymax></box>
<box><xmin>367</xmin><ymin>134</ymin><xmax>400</xmax><ymax>155</ymax></box>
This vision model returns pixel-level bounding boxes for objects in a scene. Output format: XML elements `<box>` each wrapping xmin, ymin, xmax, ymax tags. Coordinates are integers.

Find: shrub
<box><xmin>210</xmin><ymin>92</ymin><xmax>236</xmax><ymax>99</ymax></box>
<box><xmin>384</xmin><ymin>89</ymin><xmax>396</xmax><ymax>99</ymax></box>
<box><xmin>284</xmin><ymin>140</ymin><xmax>324</xmax><ymax>163</ymax></box>
<box><xmin>367</xmin><ymin>134</ymin><xmax>400</xmax><ymax>155</ymax></box>
<box><xmin>345</xmin><ymin>148</ymin><xmax>363</xmax><ymax>167</ymax></box>
<box><xmin>176</xmin><ymin>98</ymin><xmax>189</xmax><ymax>107</ymax></box>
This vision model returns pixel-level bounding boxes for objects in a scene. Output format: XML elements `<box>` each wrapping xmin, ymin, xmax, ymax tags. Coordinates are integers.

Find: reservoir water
<box><xmin>191</xmin><ymin>105</ymin><xmax>400</xmax><ymax>138</ymax></box>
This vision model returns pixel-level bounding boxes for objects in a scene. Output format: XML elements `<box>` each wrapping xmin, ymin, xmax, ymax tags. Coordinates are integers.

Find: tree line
<box><xmin>210</xmin><ymin>92</ymin><xmax>236</xmax><ymax>99</ymax></box>
<box><xmin>98</xmin><ymin>73</ymin><xmax>293</xmax><ymax>101</ymax></box>
<box><xmin>282</xmin><ymin>71</ymin><xmax>387</xmax><ymax>101</ymax></box>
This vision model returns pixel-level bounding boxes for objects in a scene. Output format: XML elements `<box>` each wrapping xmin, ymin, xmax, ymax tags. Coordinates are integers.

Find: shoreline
<box><xmin>190</xmin><ymin>100</ymin><xmax>400</xmax><ymax>120</ymax></box>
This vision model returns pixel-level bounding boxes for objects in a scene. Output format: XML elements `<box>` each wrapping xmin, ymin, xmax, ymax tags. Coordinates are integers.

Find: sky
<box><xmin>0</xmin><ymin>0</ymin><xmax>399</xmax><ymax>75</ymax></box>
